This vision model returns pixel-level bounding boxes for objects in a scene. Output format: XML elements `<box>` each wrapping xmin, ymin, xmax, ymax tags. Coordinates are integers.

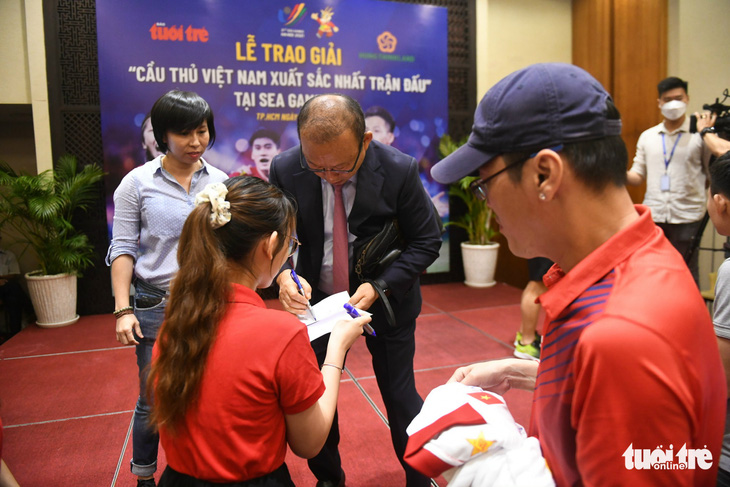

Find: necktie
<box><xmin>332</xmin><ymin>183</ymin><xmax>349</xmax><ymax>293</ymax></box>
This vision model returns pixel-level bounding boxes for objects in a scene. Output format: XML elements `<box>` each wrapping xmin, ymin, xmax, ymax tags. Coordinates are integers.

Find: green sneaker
<box><xmin>514</xmin><ymin>332</ymin><xmax>541</xmax><ymax>361</ymax></box>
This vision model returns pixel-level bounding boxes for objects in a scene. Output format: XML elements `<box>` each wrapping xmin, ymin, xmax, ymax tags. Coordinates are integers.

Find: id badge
<box><xmin>660</xmin><ymin>174</ymin><xmax>670</xmax><ymax>192</ymax></box>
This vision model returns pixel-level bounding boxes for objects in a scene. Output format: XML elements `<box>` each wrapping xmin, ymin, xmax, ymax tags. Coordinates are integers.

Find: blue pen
<box><xmin>343</xmin><ymin>303</ymin><xmax>376</xmax><ymax>337</ymax></box>
<box><xmin>291</xmin><ymin>270</ymin><xmax>316</xmax><ymax>321</ymax></box>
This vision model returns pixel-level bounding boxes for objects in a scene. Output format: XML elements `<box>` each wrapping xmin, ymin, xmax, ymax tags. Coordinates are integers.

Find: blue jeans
<box><xmin>131</xmin><ymin>280</ymin><xmax>167</xmax><ymax>477</ymax></box>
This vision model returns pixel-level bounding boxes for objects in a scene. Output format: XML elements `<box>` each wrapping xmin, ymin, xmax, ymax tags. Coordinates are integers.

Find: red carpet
<box><xmin>0</xmin><ymin>282</ymin><xmax>537</xmax><ymax>486</ymax></box>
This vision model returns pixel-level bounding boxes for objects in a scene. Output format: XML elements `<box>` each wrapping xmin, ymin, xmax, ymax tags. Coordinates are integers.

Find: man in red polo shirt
<box><xmin>430</xmin><ymin>63</ymin><xmax>726</xmax><ymax>486</ymax></box>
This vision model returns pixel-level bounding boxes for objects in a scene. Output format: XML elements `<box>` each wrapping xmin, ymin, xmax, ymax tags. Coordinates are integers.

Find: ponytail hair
<box><xmin>148</xmin><ymin>176</ymin><xmax>296</xmax><ymax>433</ymax></box>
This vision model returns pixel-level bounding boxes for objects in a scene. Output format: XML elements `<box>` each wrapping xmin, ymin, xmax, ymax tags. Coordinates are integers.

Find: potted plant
<box><xmin>0</xmin><ymin>155</ymin><xmax>104</xmax><ymax>327</ymax></box>
<box><xmin>439</xmin><ymin>135</ymin><xmax>500</xmax><ymax>287</ymax></box>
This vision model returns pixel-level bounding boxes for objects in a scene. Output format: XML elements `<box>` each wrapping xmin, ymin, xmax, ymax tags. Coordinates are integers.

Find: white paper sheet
<box><xmin>298</xmin><ymin>291</ymin><xmax>372</xmax><ymax>341</ymax></box>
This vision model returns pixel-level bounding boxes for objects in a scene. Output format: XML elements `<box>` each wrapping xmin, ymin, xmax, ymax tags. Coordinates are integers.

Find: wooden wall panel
<box><xmin>613</xmin><ymin>0</ymin><xmax>667</xmax><ymax>203</ymax></box>
<box><xmin>572</xmin><ymin>0</ymin><xmax>613</xmax><ymax>93</ymax></box>
<box><xmin>573</xmin><ymin>0</ymin><xmax>667</xmax><ymax>204</ymax></box>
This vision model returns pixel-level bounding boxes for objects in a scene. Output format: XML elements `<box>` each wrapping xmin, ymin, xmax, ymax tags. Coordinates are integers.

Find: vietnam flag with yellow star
<box><xmin>404</xmin><ymin>383</ymin><xmax>523</xmax><ymax>477</ymax></box>
<box><xmin>468</xmin><ymin>391</ymin><xmax>506</xmax><ymax>406</ymax></box>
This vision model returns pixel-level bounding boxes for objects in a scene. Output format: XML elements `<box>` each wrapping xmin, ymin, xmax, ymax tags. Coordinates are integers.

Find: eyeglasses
<box><xmin>287</xmin><ymin>235</ymin><xmax>301</xmax><ymax>256</ymax></box>
<box><xmin>299</xmin><ymin>137</ymin><xmax>364</xmax><ymax>174</ymax></box>
<box><xmin>469</xmin><ymin>145</ymin><xmax>563</xmax><ymax>201</ymax></box>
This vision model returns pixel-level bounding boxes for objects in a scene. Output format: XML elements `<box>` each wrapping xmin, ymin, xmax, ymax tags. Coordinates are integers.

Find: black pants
<box><xmin>158</xmin><ymin>463</ymin><xmax>294</xmax><ymax>487</ymax></box>
<box><xmin>657</xmin><ymin>220</ymin><xmax>704</xmax><ymax>287</ymax></box>
<box><xmin>308</xmin><ymin>319</ymin><xmax>431</xmax><ymax>487</ymax></box>
<box><xmin>718</xmin><ymin>467</ymin><xmax>730</xmax><ymax>487</ymax></box>
<box><xmin>0</xmin><ymin>279</ymin><xmax>31</xmax><ymax>335</ymax></box>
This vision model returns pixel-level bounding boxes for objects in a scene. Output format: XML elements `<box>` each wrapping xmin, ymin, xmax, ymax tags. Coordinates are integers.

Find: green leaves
<box><xmin>0</xmin><ymin>155</ymin><xmax>105</xmax><ymax>276</ymax></box>
<box><xmin>438</xmin><ymin>134</ymin><xmax>469</xmax><ymax>161</ymax></box>
<box><xmin>439</xmin><ymin>136</ymin><xmax>499</xmax><ymax>245</ymax></box>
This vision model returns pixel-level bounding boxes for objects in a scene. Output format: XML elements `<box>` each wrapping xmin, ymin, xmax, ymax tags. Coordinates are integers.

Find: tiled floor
<box><xmin>0</xmin><ymin>282</ymin><xmax>537</xmax><ymax>486</ymax></box>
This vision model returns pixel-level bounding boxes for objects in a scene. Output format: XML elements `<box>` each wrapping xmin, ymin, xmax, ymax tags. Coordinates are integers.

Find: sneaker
<box><xmin>137</xmin><ymin>478</ymin><xmax>156</xmax><ymax>487</ymax></box>
<box><xmin>513</xmin><ymin>332</ymin><xmax>541</xmax><ymax>360</ymax></box>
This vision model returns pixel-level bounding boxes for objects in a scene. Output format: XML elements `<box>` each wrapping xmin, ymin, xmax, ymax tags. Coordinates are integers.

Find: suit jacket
<box><xmin>269</xmin><ymin>140</ymin><xmax>442</xmax><ymax>331</ymax></box>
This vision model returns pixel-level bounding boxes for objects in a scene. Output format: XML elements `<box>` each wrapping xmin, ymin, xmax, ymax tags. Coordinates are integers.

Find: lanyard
<box><xmin>661</xmin><ymin>132</ymin><xmax>682</xmax><ymax>172</ymax></box>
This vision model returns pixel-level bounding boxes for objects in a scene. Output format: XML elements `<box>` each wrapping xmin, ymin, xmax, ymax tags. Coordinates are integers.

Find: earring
<box><xmin>539</xmin><ymin>193</ymin><xmax>547</xmax><ymax>200</ymax></box>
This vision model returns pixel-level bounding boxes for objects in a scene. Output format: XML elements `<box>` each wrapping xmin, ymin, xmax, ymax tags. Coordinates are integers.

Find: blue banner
<box><xmin>96</xmin><ymin>0</ymin><xmax>449</xmax><ymax>272</ymax></box>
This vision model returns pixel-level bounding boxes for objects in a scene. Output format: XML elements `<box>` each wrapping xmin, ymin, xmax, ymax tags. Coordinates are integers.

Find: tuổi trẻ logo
<box><xmin>623</xmin><ymin>443</ymin><xmax>713</xmax><ymax>470</ymax></box>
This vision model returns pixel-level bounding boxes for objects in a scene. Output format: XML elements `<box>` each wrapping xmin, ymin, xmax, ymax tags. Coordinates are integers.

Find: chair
<box><xmin>701</xmin><ymin>271</ymin><xmax>718</xmax><ymax>313</ymax></box>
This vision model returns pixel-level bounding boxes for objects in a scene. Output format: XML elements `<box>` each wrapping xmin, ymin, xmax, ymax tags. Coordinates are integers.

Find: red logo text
<box><xmin>149</xmin><ymin>23</ymin><xmax>209</xmax><ymax>42</ymax></box>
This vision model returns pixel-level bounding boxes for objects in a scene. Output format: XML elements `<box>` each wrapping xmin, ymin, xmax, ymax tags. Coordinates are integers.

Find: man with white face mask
<box><xmin>627</xmin><ymin>76</ymin><xmax>711</xmax><ymax>285</ymax></box>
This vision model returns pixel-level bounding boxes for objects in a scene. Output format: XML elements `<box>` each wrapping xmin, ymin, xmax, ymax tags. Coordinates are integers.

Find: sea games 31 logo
<box><xmin>279</xmin><ymin>3</ymin><xmax>307</xmax><ymax>39</ymax></box>
<box><xmin>623</xmin><ymin>444</ymin><xmax>713</xmax><ymax>471</ymax></box>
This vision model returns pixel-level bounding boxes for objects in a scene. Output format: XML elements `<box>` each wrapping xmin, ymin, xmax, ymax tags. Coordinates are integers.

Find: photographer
<box><xmin>696</xmin><ymin>111</ymin><xmax>730</xmax><ymax>157</ymax></box>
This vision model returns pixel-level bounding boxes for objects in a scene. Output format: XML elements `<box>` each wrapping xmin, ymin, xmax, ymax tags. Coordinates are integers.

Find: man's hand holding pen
<box><xmin>291</xmin><ymin>270</ymin><xmax>317</xmax><ymax>320</ymax></box>
<box><xmin>277</xmin><ymin>269</ymin><xmax>313</xmax><ymax>316</ymax></box>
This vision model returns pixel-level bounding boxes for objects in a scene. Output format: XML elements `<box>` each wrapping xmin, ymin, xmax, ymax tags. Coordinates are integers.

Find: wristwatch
<box><xmin>701</xmin><ymin>126</ymin><xmax>717</xmax><ymax>138</ymax></box>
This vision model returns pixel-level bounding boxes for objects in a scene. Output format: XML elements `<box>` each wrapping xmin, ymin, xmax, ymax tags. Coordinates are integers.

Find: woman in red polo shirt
<box><xmin>148</xmin><ymin>176</ymin><xmax>369</xmax><ymax>486</ymax></box>
<box><xmin>1</xmin><ymin>416</ymin><xmax>20</xmax><ymax>487</ymax></box>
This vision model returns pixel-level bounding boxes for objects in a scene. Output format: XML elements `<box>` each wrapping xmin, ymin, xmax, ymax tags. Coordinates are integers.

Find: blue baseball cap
<box><xmin>431</xmin><ymin>63</ymin><xmax>622</xmax><ymax>184</ymax></box>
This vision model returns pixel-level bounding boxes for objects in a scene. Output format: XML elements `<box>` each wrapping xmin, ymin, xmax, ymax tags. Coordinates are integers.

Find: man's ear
<box><xmin>715</xmin><ymin>193</ymin><xmax>730</xmax><ymax>215</ymax></box>
<box><xmin>532</xmin><ymin>149</ymin><xmax>564</xmax><ymax>201</ymax></box>
<box><xmin>362</xmin><ymin>131</ymin><xmax>374</xmax><ymax>152</ymax></box>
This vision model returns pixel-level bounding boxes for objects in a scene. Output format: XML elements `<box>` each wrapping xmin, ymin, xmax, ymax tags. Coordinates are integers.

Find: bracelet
<box><xmin>322</xmin><ymin>363</ymin><xmax>343</xmax><ymax>374</ymax></box>
<box><xmin>113</xmin><ymin>306</ymin><xmax>133</xmax><ymax>319</ymax></box>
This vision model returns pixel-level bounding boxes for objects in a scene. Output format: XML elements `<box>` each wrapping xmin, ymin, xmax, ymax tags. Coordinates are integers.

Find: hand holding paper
<box><xmin>349</xmin><ymin>281</ymin><xmax>379</xmax><ymax>311</ymax></box>
<box><xmin>329</xmin><ymin>314</ymin><xmax>372</xmax><ymax>354</ymax></box>
<box><xmin>299</xmin><ymin>291</ymin><xmax>372</xmax><ymax>342</ymax></box>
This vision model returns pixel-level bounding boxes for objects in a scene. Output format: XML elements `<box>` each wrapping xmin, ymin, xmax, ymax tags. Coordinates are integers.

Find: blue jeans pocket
<box><xmin>134</xmin><ymin>295</ymin><xmax>164</xmax><ymax>309</ymax></box>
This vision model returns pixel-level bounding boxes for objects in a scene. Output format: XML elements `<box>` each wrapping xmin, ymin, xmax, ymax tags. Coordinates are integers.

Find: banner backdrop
<box><xmin>96</xmin><ymin>0</ymin><xmax>449</xmax><ymax>272</ymax></box>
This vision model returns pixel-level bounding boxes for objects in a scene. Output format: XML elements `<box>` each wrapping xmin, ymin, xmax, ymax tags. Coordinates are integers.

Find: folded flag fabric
<box><xmin>405</xmin><ymin>382</ymin><xmax>554</xmax><ymax>487</ymax></box>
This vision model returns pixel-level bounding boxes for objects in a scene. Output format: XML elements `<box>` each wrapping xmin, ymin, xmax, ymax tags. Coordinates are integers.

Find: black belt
<box><xmin>158</xmin><ymin>463</ymin><xmax>294</xmax><ymax>487</ymax></box>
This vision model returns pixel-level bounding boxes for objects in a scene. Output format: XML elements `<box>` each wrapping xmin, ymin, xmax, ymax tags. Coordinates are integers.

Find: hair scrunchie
<box><xmin>195</xmin><ymin>182</ymin><xmax>231</xmax><ymax>229</ymax></box>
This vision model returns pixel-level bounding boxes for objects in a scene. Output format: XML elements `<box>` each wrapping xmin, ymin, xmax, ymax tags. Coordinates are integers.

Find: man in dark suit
<box><xmin>270</xmin><ymin>94</ymin><xmax>441</xmax><ymax>487</ymax></box>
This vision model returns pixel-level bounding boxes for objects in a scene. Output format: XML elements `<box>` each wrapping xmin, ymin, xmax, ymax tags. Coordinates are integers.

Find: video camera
<box><xmin>690</xmin><ymin>88</ymin><xmax>730</xmax><ymax>139</ymax></box>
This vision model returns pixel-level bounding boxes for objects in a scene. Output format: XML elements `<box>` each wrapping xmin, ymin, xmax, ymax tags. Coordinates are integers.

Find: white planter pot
<box><xmin>461</xmin><ymin>242</ymin><xmax>500</xmax><ymax>288</ymax></box>
<box><xmin>25</xmin><ymin>271</ymin><xmax>80</xmax><ymax>328</ymax></box>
